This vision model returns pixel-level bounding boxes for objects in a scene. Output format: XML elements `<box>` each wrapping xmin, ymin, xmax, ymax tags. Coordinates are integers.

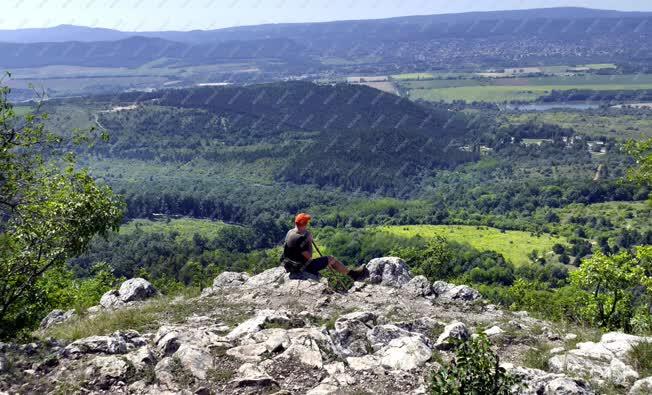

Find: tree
<box><xmin>626</xmin><ymin>138</ymin><xmax>652</xmax><ymax>195</ymax></box>
<box><xmin>0</xmin><ymin>78</ymin><xmax>123</xmax><ymax>338</ymax></box>
<box><xmin>571</xmin><ymin>248</ymin><xmax>652</xmax><ymax>330</ymax></box>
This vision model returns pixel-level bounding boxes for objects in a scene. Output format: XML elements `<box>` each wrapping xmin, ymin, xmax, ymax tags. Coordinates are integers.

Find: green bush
<box><xmin>429</xmin><ymin>334</ymin><xmax>521</xmax><ymax>395</ymax></box>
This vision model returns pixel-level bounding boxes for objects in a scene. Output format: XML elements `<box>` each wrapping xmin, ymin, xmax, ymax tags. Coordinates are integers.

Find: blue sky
<box><xmin>0</xmin><ymin>0</ymin><xmax>650</xmax><ymax>31</ymax></box>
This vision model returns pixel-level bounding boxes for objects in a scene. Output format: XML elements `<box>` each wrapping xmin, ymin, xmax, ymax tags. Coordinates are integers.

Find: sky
<box><xmin>0</xmin><ymin>0</ymin><xmax>650</xmax><ymax>31</ymax></box>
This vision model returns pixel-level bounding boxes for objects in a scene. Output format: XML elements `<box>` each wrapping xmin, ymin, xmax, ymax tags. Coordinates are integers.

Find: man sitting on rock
<box><xmin>281</xmin><ymin>213</ymin><xmax>368</xmax><ymax>280</ymax></box>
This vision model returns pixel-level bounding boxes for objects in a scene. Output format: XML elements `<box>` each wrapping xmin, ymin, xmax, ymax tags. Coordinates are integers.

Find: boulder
<box><xmin>610</xmin><ymin>358</ymin><xmax>639</xmax><ymax>387</ymax></box>
<box><xmin>402</xmin><ymin>275</ymin><xmax>433</xmax><ymax>298</ymax></box>
<box><xmin>84</xmin><ymin>355</ymin><xmax>131</xmax><ymax>390</ymax></box>
<box><xmin>227</xmin><ymin>343</ymin><xmax>269</xmax><ymax>362</ymax></box>
<box><xmin>154</xmin><ymin>327</ymin><xmax>180</xmax><ymax>356</ymax></box>
<box><xmin>377</xmin><ymin>336</ymin><xmax>432</xmax><ymax>370</ymax></box>
<box><xmin>61</xmin><ymin>333</ymin><xmax>128</xmax><ymax>359</ymax></box>
<box><xmin>630</xmin><ymin>377</ymin><xmax>652</xmax><ymax>394</ymax></box>
<box><xmin>484</xmin><ymin>326</ymin><xmax>504</xmax><ymax>337</ymax></box>
<box><xmin>432</xmin><ymin>281</ymin><xmax>454</xmax><ymax>296</ymax></box>
<box><xmin>507</xmin><ymin>366</ymin><xmax>594</xmax><ymax>395</ymax></box>
<box><xmin>346</xmin><ymin>355</ymin><xmax>382</xmax><ymax>371</ymax></box>
<box><xmin>226</xmin><ymin>310</ymin><xmax>290</xmax><ymax>341</ymax></box>
<box><xmin>125</xmin><ymin>346</ymin><xmax>156</xmax><ymax>372</ymax></box>
<box><xmin>276</xmin><ymin>337</ymin><xmax>323</xmax><ymax>368</ymax></box>
<box><xmin>365</xmin><ymin>257</ymin><xmax>412</xmax><ymax>287</ymax></box>
<box><xmin>330</xmin><ymin>311</ymin><xmax>377</xmax><ymax>357</ymax></box>
<box><xmin>367</xmin><ymin>324</ymin><xmax>416</xmax><ymax>352</ymax></box>
<box><xmin>246</xmin><ymin>267</ymin><xmax>287</xmax><ymax>288</ymax></box>
<box><xmin>40</xmin><ymin>309</ymin><xmax>76</xmax><ymax>330</ymax></box>
<box><xmin>212</xmin><ymin>271</ymin><xmax>250</xmax><ymax>288</ymax></box>
<box><xmin>438</xmin><ymin>284</ymin><xmax>482</xmax><ymax>301</ymax></box>
<box><xmin>435</xmin><ymin>322</ymin><xmax>470</xmax><ymax>350</ymax></box>
<box><xmin>174</xmin><ymin>344</ymin><xmax>214</xmax><ymax>380</ymax></box>
<box><xmin>118</xmin><ymin>278</ymin><xmax>157</xmax><ymax>303</ymax></box>
<box><xmin>232</xmin><ymin>363</ymin><xmax>277</xmax><ymax>388</ymax></box>
<box><xmin>100</xmin><ymin>290</ymin><xmax>125</xmax><ymax>309</ymax></box>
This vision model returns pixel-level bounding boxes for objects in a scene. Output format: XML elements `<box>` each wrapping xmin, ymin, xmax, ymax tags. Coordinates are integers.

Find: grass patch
<box><xmin>628</xmin><ymin>341</ymin><xmax>652</xmax><ymax>378</ymax></box>
<box><xmin>523</xmin><ymin>342</ymin><xmax>553</xmax><ymax>371</ymax></box>
<box><xmin>378</xmin><ymin>225</ymin><xmax>566</xmax><ymax>266</ymax></box>
<box><xmin>41</xmin><ymin>292</ymin><xmax>247</xmax><ymax>341</ymax></box>
<box><xmin>119</xmin><ymin>217</ymin><xmax>236</xmax><ymax>241</ymax></box>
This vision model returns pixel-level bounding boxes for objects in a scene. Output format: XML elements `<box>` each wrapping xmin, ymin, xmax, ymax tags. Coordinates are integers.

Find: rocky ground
<box><xmin>1</xmin><ymin>257</ymin><xmax>651</xmax><ymax>394</ymax></box>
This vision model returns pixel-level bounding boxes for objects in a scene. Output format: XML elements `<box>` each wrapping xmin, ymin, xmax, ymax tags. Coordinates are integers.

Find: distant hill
<box><xmin>1</xmin><ymin>8</ymin><xmax>650</xmax><ymax>43</ymax></box>
<box><xmin>0</xmin><ymin>7</ymin><xmax>650</xmax><ymax>70</ymax></box>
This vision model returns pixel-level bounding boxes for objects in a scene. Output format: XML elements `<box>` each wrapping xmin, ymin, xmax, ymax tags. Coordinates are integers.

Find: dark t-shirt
<box><xmin>283</xmin><ymin>228</ymin><xmax>312</xmax><ymax>264</ymax></box>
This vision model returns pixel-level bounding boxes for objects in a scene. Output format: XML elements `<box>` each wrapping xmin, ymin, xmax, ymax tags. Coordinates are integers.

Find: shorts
<box><xmin>304</xmin><ymin>256</ymin><xmax>330</xmax><ymax>274</ymax></box>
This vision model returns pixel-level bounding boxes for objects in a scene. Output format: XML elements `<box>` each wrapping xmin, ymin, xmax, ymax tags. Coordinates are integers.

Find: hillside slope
<box><xmin>3</xmin><ymin>257</ymin><xmax>650</xmax><ymax>394</ymax></box>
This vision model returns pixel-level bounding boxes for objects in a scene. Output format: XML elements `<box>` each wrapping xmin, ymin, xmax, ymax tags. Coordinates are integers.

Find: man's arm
<box><xmin>302</xmin><ymin>232</ymin><xmax>313</xmax><ymax>261</ymax></box>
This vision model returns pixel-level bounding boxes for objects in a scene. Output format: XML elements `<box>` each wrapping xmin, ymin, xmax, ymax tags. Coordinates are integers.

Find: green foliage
<box><xmin>523</xmin><ymin>342</ymin><xmax>552</xmax><ymax>371</ymax></box>
<box><xmin>429</xmin><ymin>334</ymin><xmax>521</xmax><ymax>395</ymax></box>
<box><xmin>626</xmin><ymin>138</ymin><xmax>652</xmax><ymax>198</ymax></box>
<box><xmin>0</xmin><ymin>80</ymin><xmax>124</xmax><ymax>338</ymax></box>
<box><xmin>571</xmin><ymin>248</ymin><xmax>652</xmax><ymax>330</ymax></box>
<box><xmin>628</xmin><ymin>341</ymin><xmax>652</xmax><ymax>377</ymax></box>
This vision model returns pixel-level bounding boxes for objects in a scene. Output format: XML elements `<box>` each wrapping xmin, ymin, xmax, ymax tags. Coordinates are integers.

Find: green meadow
<box><xmin>377</xmin><ymin>225</ymin><xmax>567</xmax><ymax>266</ymax></box>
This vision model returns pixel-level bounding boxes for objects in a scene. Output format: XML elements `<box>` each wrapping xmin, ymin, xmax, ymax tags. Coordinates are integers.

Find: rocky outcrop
<box><xmin>365</xmin><ymin>257</ymin><xmax>412</xmax><ymax>287</ymax></box>
<box><xmin>548</xmin><ymin>332</ymin><xmax>651</xmax><ymax>388</ymax></box>
<box><xmin>40</xmin><ymin>309</ymin><xmax>76</xmax><ymax>329</ymax></box>
<box><xmin>97</xmin><ymin>278</ymin><xmax>158</xmax><ymax>311</ymax></box>
<box><xmin>630</xmin><ymin>377</ymin><xmax>652</xmax><ymax>394</ymax></box>
<box><xmin>4</xmin><ymin>257</ymin><xmax>640</xmax><ymax>395</ymax></box>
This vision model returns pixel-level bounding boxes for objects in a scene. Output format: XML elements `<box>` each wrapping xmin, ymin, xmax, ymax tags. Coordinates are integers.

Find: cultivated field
<box><xmin>377</xmin><ymin>225</ymin><xmax>566</xmax><ymax>266</ymax></box>
<box><xmin>119</xmin><ymin>218</ymin><xmax>235</xmax><ymax>240</ymax></box>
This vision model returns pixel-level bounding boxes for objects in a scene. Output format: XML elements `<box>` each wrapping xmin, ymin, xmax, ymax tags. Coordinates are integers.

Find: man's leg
<box><xmin>327</xmin><ymin>256</ymin><xmax>350</xmax><ymax>275</ymax></box>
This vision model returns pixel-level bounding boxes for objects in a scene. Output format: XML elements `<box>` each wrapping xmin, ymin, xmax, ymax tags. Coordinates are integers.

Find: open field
<box><xmin>377</xmin><ymin>225</ymin><xmax>566</xmax><ymax>266</ymax></box>
<box><xmin>505</xmin><ymin>112</ymin><xmax>652</xmax><ymax>141</ymax></box>
<box><xmin>400</xmin><ymin>73</ymin><xmax>652</xmax><ymax>103</ymax></box>
<box><xmin>118</xmin><ymin>218</ymin><xmax>236</xmax><ymax>240</ymax></box>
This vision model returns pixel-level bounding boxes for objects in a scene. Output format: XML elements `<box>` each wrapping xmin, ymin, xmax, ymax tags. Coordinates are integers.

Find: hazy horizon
<box><xmin>0</xmin><ymin>0</ymin><xmax>651</xmax><ymax>32</ymax></box>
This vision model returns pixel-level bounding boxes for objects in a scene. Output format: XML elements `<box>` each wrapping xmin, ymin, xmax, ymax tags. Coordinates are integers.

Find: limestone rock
<box><xmin>367</xmin><ymin>324</ymin><xmax>416</xmax><ymax>352</ymax></box>
<box><xmin>276</xmin><ymin>336</ymin><xmax>323</xmax><ymax>368</ymax></box>
<box><xmin>118</xmin><ymin>278</ymin><xmax>157</xmax><ymax>303</ymax></box>
<box><xmin>232</xmin><ymin>362</ymin><xmax>277</xmax><ymax>388</ymax></box>
<box><xmin>440</xmin><ymin>284</ymin><xmax>482</xmax><ymax>301</ymax></box>
<box><xmin>346</xmin><ymin>355</ymin><xmax>381</xmax><ymax>371</ymax></box>
<box><xmin>377</xmin><ymin>336</ymin><xmax>432</xmax><ymax>370</ymax></box>
<box><xmin>61</xmin><ymin>333</ymin><xmax>128</xmax><ymax>359</ymax></box>
<box><xmin>435</xmin><ymin>322</ymin><xmax>470</xmax><ymax>350</ymax></box>
<box><xmin>610</xmin><ymin>358</ymin><xmax>639</xmax><ymax>387</ymax></box>
<box><xmin>484</xmin><ymin>326</ymin><xmax>504</xmax><ymax>336</ymax></box>
<box><xmin>330</xmin><ymin>311</ymin><xmax>377</xmax><ymax>357</ymax></box>
<box><xmin>84</xmin><ymin>355</ymin><xmax>130</xmax><ymax>390</ymax></box>
<box><xmin>227</xmin><ymin>343</ymin><xmax>269</xmax><ymax>362</ymax></box>
<box><xmin>40</xmin><ymin>309</ymin><xmax>76</xmax><ymax>329</ymax></box>
<box><xmin>432</xmin><ymin>281</ymin><xmax>454</xmax><ymax>296</ymax></box>
<box><xmin>507</xmin><ymin>366</ymin><xmax>594</xmax><ymax>395</ymax></box>
<box><xmin>100</xmin><ymin>290</ymin><xmax>125</xmax><ymax>309</ymax></box>
<box><xmin>226</xmin><ymin>309</ymin><xmax>290</xmax><ymax>341</ymax></box>
<box><xmin>212</xmin><ymin>271</ymin><xmax>250</xmax><ymax>288</ymax></box>
<box><xmin>629</xmin><ymin>377</ymin><xmax>652</xmax><ymax>394</ymax></box>
<box><xmin>402</xmin><ymin>275</ymin><xmax>433</xmax><ymax>298</ymax></box>
<box><xmin>365</xmin><ymin>257</ymin><xmax>412</xmax><ymax>287</ymax></box>
<box><xmin>154</xmin><ymin>327</ymin><xmax>180</xmax><ymax>356</ymax></box>
<box><xmin>174</xmin><ymin>344</ymin><xmax>214</xmax><ymax>380</ymax></box>
<box><xmin>246</xmin><ymin>267</ymin><xmax>287</xmax><ymax>288</ymax></box>
<box><xmin>125</xmin><ymin>346</ymin><xmax>156</xmax><ymax>372</ymax></box>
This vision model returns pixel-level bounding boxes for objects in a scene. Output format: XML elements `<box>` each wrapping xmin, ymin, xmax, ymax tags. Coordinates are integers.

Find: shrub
<box><xmin>429</xmin><ymin>334</ymin><xmax>521</xmax><ymax>395</ymax></box>
<box><xmin>629</xmin><ymin>341</ymin><xmax>652</xmax><ymax>377</ymax></box>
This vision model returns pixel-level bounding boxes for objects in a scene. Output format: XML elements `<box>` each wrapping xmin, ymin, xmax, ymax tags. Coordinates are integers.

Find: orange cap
<box><xmin>295</xmin><ymin>213</ymin><xmax>312</xmax><ymax>226</ymax></box>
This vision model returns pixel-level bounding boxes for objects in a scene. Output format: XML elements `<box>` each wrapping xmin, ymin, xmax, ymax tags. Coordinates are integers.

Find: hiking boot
<box><xmin>348</xmin><ymin>266</ymin><xmax>369</xmax><ymax>281</ymax></box>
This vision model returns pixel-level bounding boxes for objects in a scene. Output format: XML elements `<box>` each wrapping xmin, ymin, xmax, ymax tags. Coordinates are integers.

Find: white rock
<box><xmin>331</xmin><ymin>311</ymin><xmax>377</xmax><ymax>357</ymax></box>
<box><xmin>629</xmin><ymin>376</ymin><xmax>652</xmax><ymax>394</ymax></box>
<box><xmin>378</xmin><ymin>336</ymin><xmax>432</xmax><ymax>370</ymax></box>
<box><xmin>367</xmin><ymin>324</ymin><xmax>416</xmax><ymax>352</ymax></box>
<box><xmin>610</xmin><ymin>358</ymin><xmax>639</xmax><ymax>387</ymax></box>
<box><xmin>118</xmin><ymin>278</ymin><xmax>157</xmax><ymax>303</ymax></box>
<box><xmin>549</xmin><ymin>347</ymin><xmax>565</xmax><ymax>355</ymax></box>
<box><xmin>432</xmin><ymin>281</ymin><xmax>454</xmax><ymax>296</ymax></box>
<box><xmin>174</xmin><ymin>344</ymin><xmax>214</xmax><ymax>380</ymax></box>
<box><xmin>100</xmin><ymin>290</ymin><xmax>125</xmax><ymax>309</ymax></box>
<box><xmin>346</xmin><ymin>355</ymin><xmax>381</xmax><ymax>371</ymax></box>
<box><xmin>84</xmin><ymin>355</ymin><xmax>130</xmax><ymax>389</ymax></box>
<box><xmin>365</xmin><ymin>257</ymin><xmax>412</xmax><ymax>287</ymax></box>
<box><xmin>61</xmin><ymin>334</ymin><xmax>128</xmax><ymax>358</ymax></box>
<box><xmin>213</xmin><ymin>271</ymin><xmax>250</xmax><ymax>288</ymax></box>
<box><xmin>564</xmin><ymin>333</ymin><xmax>578</xmax><ymax>341</ymax></box>
<box><xmin>402</xmin><ymin>275</ymin><xmax>433</xmax><ymax>298</ymax></box>
<box><xmin>484</xmin><ymin>326</ymin><xmax>504</xmax><ymax>336</ymax></box>
<box><xmin>246</xmin><ymin>267</ymin><xmax>287</xmax><ymax>288</ymax></box>
<box><xmin>40</xmin><ymin>309</ymin><xmax>76</xmax><ymax>329</ymax></box>
<box><xmin>441</xmin><ymin>285</ymin><xmax>482</xmax><ymax>301</ymax></box>
<box><xmin>125</xmin><ymin>346</ymin><xmax>155</xmax><ymax>372</ymax></box>
<box><xmin>226</xmin><ymin>309</ymin><xmax>290</xmax><ymax>341</ymax></box>
<box><xmin>227</xmin><ymin>343</ymin><xmax>269</xmax><ymax>362</ymax></box>
<box><xmin>232</xmin><ymin>363</ymin><xmax>276</xmax><ymax>387</ymax></box>
<box><xmin>276</xmin><ymin>337</ymin><xmax>323</xmax><ymax>368</ymax></box>
<box><xmin>435</xmin><ymin>322</ymin><xmax>470</xmax><ymax>350</ymax></box>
